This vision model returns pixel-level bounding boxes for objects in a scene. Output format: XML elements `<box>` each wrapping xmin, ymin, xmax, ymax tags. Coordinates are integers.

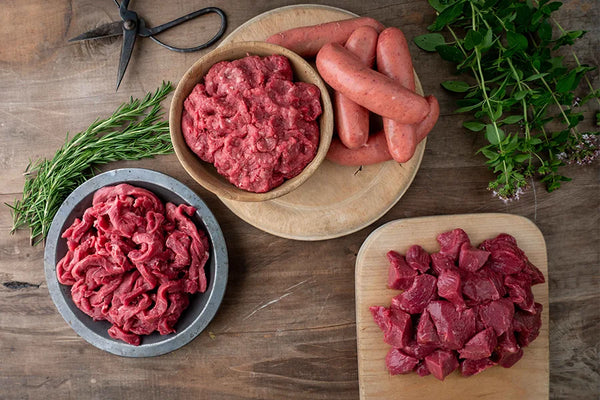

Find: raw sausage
<box><xmin>326</xmin><ymin>130</ymin><xmax>392</xmax><ymax>166</ymax></box>
<box><xmin>265</xmin><ymin>17</ymin><xmax>384</xmax><ymax>58</ymax></box>
<box><xmin>377</xmin><ymin>27</ymin><xmax>418</xmax><ymax>163</ymax></box>
<box><xmin>416</xmin><ymin>95</ymin><xmax>440</xmax><ymax>143</ymax></box>
<box><xmin>335</xmin><ymin>26</ymin><xmax>378</xmax><ymax>149</ymax></box>
<box><xmin>316</xmin><ymin>42</ymin><xmax>429</xmax><ymax>124</ymax></box>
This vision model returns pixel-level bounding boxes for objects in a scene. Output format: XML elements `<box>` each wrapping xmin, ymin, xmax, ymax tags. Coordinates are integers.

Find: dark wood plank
<box><xmin>0</xmin><ymin>1</ymin><xmax>598</xmax><ymax>399</ymax></box>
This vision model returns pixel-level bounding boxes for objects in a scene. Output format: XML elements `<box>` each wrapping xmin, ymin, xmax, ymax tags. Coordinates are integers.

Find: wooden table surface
<box><xmin>0</xmin><ymin>1</ymin><xmax>598</xmax><ymax>399</ymax></box>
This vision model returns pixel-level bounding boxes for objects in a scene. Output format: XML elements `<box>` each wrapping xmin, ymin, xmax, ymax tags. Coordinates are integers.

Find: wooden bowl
<box><xmin>169</xmin><ymin>41</ymin><xmax>333</xmax><ymax>202</ymax></box>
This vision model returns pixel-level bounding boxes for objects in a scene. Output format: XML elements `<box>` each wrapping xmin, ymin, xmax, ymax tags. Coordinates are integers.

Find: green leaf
<box><xmin>441</xmin><ymin>80</ymin><xmax>471</xmax><ymax>92</ymax></box>
<box><xmin>538</xmin><ymin>20</ymin><xmax>553</xmax><ymax>42</ymax></box>
<box><xmin>463</xmin><ymin>121</ymin><xmax>486</xmax><ymax>131</ymax></box>
<box><xmin>514</xmin><ymin>154</ymin><xmax>530</xmax><ymax>163</ymax></box>
<box><xmin>428</xmin><ymin>1</ymin><xmax>465</xmax><ymax>31</ymax></box>
<box><xmin>501</xmin><ymin>115</ymin><xmax>524</xmax><ymax>124</ymax></box>
<box><xmin>555</xmin><ymin>70</ymin><xmax>576</xmax><ymax>93</ymax></box>
<box><xmin>492</xmin><ymin>104</ymin><xmax>503</xmax><ymax>121</ymax></box>
<box><xmin>481</xmin><ymin>147</ymin><xmax>500</xmax><ymax>161</ymax></box>
<box><xmin>464</xmin><ymin>30</ymin><xmax>483</xmax><ymax>50</ymax></box>
<box><xmin>435</xmin><ymin>44</ymin><xmax>464</xmax><ymax>63</ymax></box>
<box><xmin>507</xmin><ymin>31</ymin><xmax>528</xmax><ymax>51</ymax></box>
<box><xmin>478</xmin><ymin>29</ymin><xmax>494</xmax><ymax>50</ymax></box>
<box><xmin>513</xmin><ymin>90</ymin><xmax>528</xmax><ymax>100</ymax></box>
<box><xmin>485</xmin><ymin>124</ymin><xmax>506</xmax><ymax>145</ymax></box>
<box><xmin>524</xmin><ymin>72</ymin><xmax>549</xmax><ymax>82</ymax></box>
<box><xmin>413</xmin><ymin>33</ymin><xmax>446</xmax><ymax>52</ymax></box>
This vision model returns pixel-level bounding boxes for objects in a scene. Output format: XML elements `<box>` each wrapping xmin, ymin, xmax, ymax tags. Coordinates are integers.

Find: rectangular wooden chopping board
<box><xmin>355</xmin><ymin>213</ymin><xmax>549</xmax><ymax>399</ymax></box>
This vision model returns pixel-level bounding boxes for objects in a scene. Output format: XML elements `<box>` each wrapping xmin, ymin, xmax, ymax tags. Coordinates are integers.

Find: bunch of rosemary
<box><xmin>414</xmin><ymin>0</ymin><xmax>599</xmax><ymax>201</ymax></box>
<box><xmin>8</xmin><ymin>81</ymin><xmax>174</xmax><ymax>245</ymax></box>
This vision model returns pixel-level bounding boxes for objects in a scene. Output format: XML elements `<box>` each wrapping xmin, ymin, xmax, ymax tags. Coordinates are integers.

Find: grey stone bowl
<box><xmin>44</xmin><ymin>168</ymin><xmax>228</xmax><ymax>357</ymax></box>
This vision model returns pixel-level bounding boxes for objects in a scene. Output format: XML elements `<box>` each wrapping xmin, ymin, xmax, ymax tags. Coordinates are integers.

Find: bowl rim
<box><xmin>43</xmin><ymin>168</ymin><xmax>228</xmax><ymax>357</ymax></box>
<box><xmin>169</xmin><ymin>40</ymin><xmax>333</xmax><ymax>202</ymax></box>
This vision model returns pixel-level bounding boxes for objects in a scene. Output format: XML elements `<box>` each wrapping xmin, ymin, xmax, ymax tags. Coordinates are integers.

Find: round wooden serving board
<box><xmin>355</xmin><ymin>214</ymin><xmax>549</xmax><ymax>400</ymax></box>
<box><xmin>216</xmin><ymin>5</ymin><xmax>427</xmax><ymax>240</ymax></box>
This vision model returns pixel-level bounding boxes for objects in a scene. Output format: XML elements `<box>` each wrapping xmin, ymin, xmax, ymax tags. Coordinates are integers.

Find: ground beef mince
<box><xmin>182</xmin><ymin>54</ymin><xmax>322</xmax><ymax>193</ymax></box>
<box><xmin>56</xmin><ymin>184</ymin><xmax>209</xmax><ymax>346</ymax></box>
<box><xmin>370</xmin><ymin>228</ymin><xmax>545</xmax><ymax>380</ymax></box>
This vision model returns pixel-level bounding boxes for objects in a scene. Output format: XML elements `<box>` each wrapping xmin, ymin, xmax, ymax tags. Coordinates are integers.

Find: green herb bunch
<box><xmin>8</xmin><ymin>82</ymin><xmax>174</xmax><ymax>244</ymax></box>
<box><xmin>414</xmin><ymin>0</ymin><xmax>599</xmax><ymax>201</ymax></box>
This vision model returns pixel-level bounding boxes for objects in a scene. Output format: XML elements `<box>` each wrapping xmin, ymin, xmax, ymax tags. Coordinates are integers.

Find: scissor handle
<box><xmin>138</xmin><ymin>7</ymin><xmax>227</xmax><ymax>53</ymax></box>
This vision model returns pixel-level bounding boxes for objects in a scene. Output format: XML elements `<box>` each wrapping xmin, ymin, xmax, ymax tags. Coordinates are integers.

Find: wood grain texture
<box><xmin>355</xmin><ymin>214</ymin><xmax>549</xmax><ymax>399</ymax></box>
<box><xmin>218</xmin><ymin>5</ymin><xmax>427</xmax><ymax>240</ymax></box>
<box><xmin>0</xmin><ymin>1</ymin><xmax>598</xmax><ymax>399</ymax></box>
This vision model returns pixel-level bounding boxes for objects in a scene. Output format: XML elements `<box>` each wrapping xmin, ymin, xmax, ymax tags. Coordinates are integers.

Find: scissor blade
<box><xmin>68</xmin><ymin>21</ymin><xmax>123</xmax><ymax>42</ymax></box>
<box><xmin>116</xmin><ymin>25</ymin><xmax>136</xmax><ymax>91</ymax></box>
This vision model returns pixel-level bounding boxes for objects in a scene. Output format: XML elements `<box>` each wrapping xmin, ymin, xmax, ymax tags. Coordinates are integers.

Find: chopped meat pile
<box><xmin>56</xmin><ymin>184</ymin><xmax>210</xmax><ymax>346</ymax></box>
<box><xmin>371</xmin><ymin>228</ymin><xmax>544</xmax><ymax>380</ymax></box>
<box><xmin>182</xmin><ymin>54</ymin><xmax>322</xmax><ymax>193</ymax></box>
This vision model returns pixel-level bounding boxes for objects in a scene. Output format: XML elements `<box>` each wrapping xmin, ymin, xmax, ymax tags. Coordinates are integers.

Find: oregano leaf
<box><xmin>441</xmin><ymin>80</ymin><xmax>471</xmax><ymax>92</ymax></box>
<box><xmin>413</xmin><ymin>33</ymin><xmax>446</xmax><ymax>52</ymax></box>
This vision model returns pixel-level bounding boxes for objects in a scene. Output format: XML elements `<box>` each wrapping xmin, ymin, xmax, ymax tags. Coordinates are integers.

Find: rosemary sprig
<box><xmin>415</xmin><ymin>0</ymin><xmax>599</xmax><ymax>201</ymax></box>
<box><xmin>7</xmin><ymin>81</ymin><xmax>174</xmax><ymax>245</ymax></box>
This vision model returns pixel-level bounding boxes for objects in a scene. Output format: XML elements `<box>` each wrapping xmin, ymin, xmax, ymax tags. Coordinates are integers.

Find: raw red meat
<box><xmin>478</xmin><ymin>298</ymin><xmax>515</xmax><ymax>336</ymax></box>
<box><xmin>386</xmin><ymin>348</ymin><xmax>419</xmax><ymax>375</ymax></box>
<box><xmin>436</xmin><ymin>228</ymin><xmax>470</xmax><ymax>261</ymax></box>
<box><xmin>505</xmin><ymin>273</ymin><xmax>535</xmax><ymax>313</ymax></box>
<box><xmin>513</xmin><ymin>302</ymin><xmax>543</xmax><ymax>347</ymax></box>
<box><xmin>416</xmin><ymin>310</ymin><xmax>439</xmax><ymax>345</ymax></box>
<box><xmin>405</xmin><ymin>245</ymin><xmax>431</xmax><ymax>273</ymax></box>
<box><xmin>371</xmin><ymin>228</ymin><xmax>544</xmax><ymax>380</ymax></box>
<box><xmin>369</xmin><ymin>306</ymin><xmax>412</xmax><ymax>348</ymax></box>
<box><xmin>424</xmin><ymin>349</ymin><xmax>459</xmax><ymax>381</ymax></box>
<box><xmin>461</xmin><ymin>358</ymin><xmax>496</xmax><ymax>376</ymax></box>
<box><xmin>392</xmin><ymin>274</ymin><xmax>438</xmax><ymax>314</ymax></box>
<box><xmin>415</xmin><ymin>362</ymin><xmax>431</xmax><ymax>376</ymax></box>
<box><xmin>430</xmin><ymin>252</ymin><xmax>455</xmax><ymax>276</ymax></box>
<box><xmin>56</xmin><ymin>184</ymin><xmax>210</xmax><ymax>345</ymax></box>
<box><xmin>437</xmin><ymin>268</ymin><xmax>466</xmax><ymax>310</ymax></box>
<box><xmin>458</xmin><ymin>242</ymin><xmax>490</xmax><ymax>272</ymax></box>
<box><xmin>387</xmin><ymin>250</ymin><xmax>417</xmax><ymax>290</ymax></box>
<box><xmin>458</xmin><ymin>327</ymin><xmax>497</xmax><ymax>360</ymax></box>
<box><xmin>427</xmin><ymin>301</ymin><xmax>476</xmax><ymax>350</ymax></box>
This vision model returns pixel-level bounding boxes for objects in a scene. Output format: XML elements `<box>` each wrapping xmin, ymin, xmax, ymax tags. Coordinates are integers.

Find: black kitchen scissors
<box><xmin>69</xmin><ymin>0</ymin><xmax>227</xmax><ymax>90</ymax></box>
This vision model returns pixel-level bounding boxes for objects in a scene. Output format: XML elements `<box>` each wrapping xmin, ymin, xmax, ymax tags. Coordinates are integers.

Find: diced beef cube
<box><xmin>522</xmin><ymin>260</ymin><xmax>545</xmax><ymax>285</ymax></box>
<box><xmin>430</xmin><ymin>252</ymin><xmax>455</xmax><ymax>276</ymax></box>
<box><xmin>505</xmin><ymin>273</ymin><xmax>535</xmax><ymax>313</ymax></box>
<box><xmin>392</xmin><ymin>274</ymin><xmax>437</xmax><ymax>314</ymax></box>
<box><xmin>458</xmin><ymin>242</ymin><xmax>490</xmax><ymax>272</ymax></box>
<box><xmin>425</xmin><ymin>349</ymin><xmax>459</xmax><ymax>381</ymax></box>
<box><xmin>384</xmin><ymin>308</ymin><xmax>413</xmax><ymax>348</ymax></box>
<box><xmin>416</xmin><ymin>310</ymin><xmax>439</xmax><ymax>345</ymax></box>
<box><xmin>478</xmin><ymin>298</ymin><xmax>515</xmax><ymax>335</ymax></box>
<box><xmin>402</xmin><ymin>340</ymin><xmax>437</xmax><ymax>359</ymax></box>
<box><xmin>437</xmin><ymin>228</ymin><xmax>470</xmax><ymax>262</ymax></box>
<box><xmin>479</xmin><ymin>234</ymin><xmax>525</xmax><ymax>275</ymax></box>
<box><xmin>406</xmin><ymin>245</ymin><xmax>431</xmax><ymax>273</ymax></box>
<box><xmin>415</xmin><ymin>362</ymin><xmax>431</xmax><ymax>377</ymax></box>
<box><xmin>493</xmin><ymin>329</ymin><xmax>523</xmax><ymax>368</ymax></box>
<box><xmin>513</xmin><ymin>302</ymin><xmax>543</xmax><ymax>347</ymax></box>
<box><xmin>458</xmin><ymin>327</ymin><xmax>497</xmax><ymax>360</ymax></box>
<box><xmin>427</xmin><ymin>300</ymin><xmax>475</xmax><ymax>350</ymax></box>
<box><xmin>461</xmin><ymin>358</ymin><xmax>496</xmax><ymax>377</ymax></box>
<box><xmin>370</xmin><ymin>306</ymin><xmax>392</xmax><ymax>333</ymax></box>
<box><xmin>462</xmin><ymin>269</ymin><xmax>503</xmax><ymax>302</ymax></box>
<box><xmin>386</xmin><ymin>348</ymin><xmax>419</xmax><ymax>375</ymax></box>
<box><xmin>370</xmin><ymin>306</ymin><xmax>413</xmax><ymax>348</ymax></box>
<box><xmin>387</xmin><ymin>250</ymin><xmax>417</xmax><ymax>290</ymax></box>
<box><xmin>437</xmin><ymin>268</ymin><xmax>466</xmax><ymax>310</ymax></box>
